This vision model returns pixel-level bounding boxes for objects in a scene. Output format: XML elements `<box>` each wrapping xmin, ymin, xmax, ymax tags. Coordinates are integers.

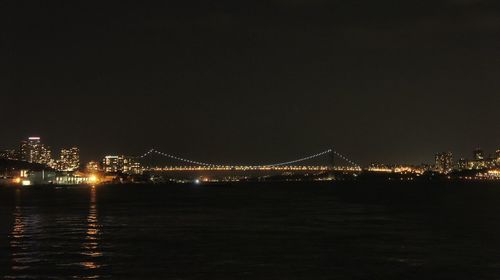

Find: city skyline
<box><xmin>1</xmin><ymin>136</ymin><xmax>498</xmax><ymax>169</ymax></box>
<box><xmin>1</xmin><ymin>135</ymin><xmax>499</xmax><ymax>187</ymax></box>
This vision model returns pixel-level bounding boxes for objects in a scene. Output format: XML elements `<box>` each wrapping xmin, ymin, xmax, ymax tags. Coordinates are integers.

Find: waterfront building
<box><xmin>27</xmin><ymin>170</ymin><xmax>57</xmax><ymax>185</ymax></box>
<box><xmin>55</xmin><ymin>171</ymin><xmax>94</xmax><ymax>185</ymax></box>
<box><xmin>435</xmin><ymin>152</ymin><xmax>453</xmax><ymax>174</ymax></box>
<box><xmin>0</xmin><ymin>169</ymin><xmax>29</xmax><ymax>186</ymax></box>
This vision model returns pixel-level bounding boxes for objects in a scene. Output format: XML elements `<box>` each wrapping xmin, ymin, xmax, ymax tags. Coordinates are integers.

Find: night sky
<box><xmin>1</xmin><ymin>0</ymin><xmax>499</xmax><ymax>165</ymax></box>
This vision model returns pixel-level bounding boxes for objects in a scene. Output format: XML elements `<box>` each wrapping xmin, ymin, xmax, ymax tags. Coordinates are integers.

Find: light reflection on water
<box><xmin>10</xmin><ymin>189</ymin><xmax>42</xmax><ymax>273</ymax></box>
<box><xmin>6</xmin><ymin>187</ymin><xmax>106</xmax><ymax>279</ymax></box>
<box><xmin>80</xmin><ymin>187</ymin><xmax>103</xmax><ymax>271</ymax></box>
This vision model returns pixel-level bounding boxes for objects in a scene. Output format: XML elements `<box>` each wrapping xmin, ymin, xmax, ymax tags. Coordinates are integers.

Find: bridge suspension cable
<box><xmin>140</xmin><ymin>148</ymin><xmax>360</xmax><ymax>168</ymax></box>
<box><xmin>331</xmin><ymin>150</ymin><xmax>360</xmax><ymax>167</ymax></box>
<box><xmin>258</xmin><ymin>149</ymin><xmax>333</xmax><ymax>167</ymax></box>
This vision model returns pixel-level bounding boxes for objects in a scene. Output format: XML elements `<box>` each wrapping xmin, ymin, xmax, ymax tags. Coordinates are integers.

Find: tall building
<box><xmin>57</xmin><ymin>147</ymin><xmax>80</xmax><ymax>171</ymax></box>
<box><xmin>20</xmin><ymin>137</ymin><xmax>39</xmax><ymax>162</ymax></box>
<box><xmin>123</xmin><ymin>156</ymin><xmax>142</xmax><ymax>174</ymax></box>
<box><xmin>103</xmin><ymin>156</ymin><xmax>122</xmax><ymax>173</ymax></box>
<box><xmin>435</xmin><ymin>152</ymin><xmax>453</xmax><ymax>174</ymax></box>
<box><xmin>20</xmin><ymin>137</ymin><xmax>52</xmax><ymax>164</ymax></box>
<box><xmin>102</xmin><ymin>155</ymin><xmax>142</xmax><ymax>174</ymax></box>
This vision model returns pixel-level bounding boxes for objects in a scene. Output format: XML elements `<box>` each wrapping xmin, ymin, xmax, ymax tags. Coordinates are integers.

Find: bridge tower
<box><xmin>329</xmin><ymin>149</ymin><xmax>335</xmax><ymax>169</ymax></box>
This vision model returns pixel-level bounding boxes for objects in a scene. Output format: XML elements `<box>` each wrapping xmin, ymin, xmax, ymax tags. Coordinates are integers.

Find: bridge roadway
<box><xmin>146</xmin><ymin>165</ymin><xmax>362</xmax><ymax>172</ymax></box>
<box><xmin>144</xmin><ymin>166</ymin><xmax>362</xmax><ymax>181</ymax></box>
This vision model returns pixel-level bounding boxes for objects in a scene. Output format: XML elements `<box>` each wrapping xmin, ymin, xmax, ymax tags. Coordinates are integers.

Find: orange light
<box><xmin>88</xmin><ymin>175</ymin><xmax>98</xmax><ymax>184</ymax></box>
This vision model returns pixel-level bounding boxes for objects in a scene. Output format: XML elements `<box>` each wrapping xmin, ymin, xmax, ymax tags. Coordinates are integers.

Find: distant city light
<box><xmin>1</xmin><ymin>135</ymin><xmax>499</xmax><ymax>186</ymax></box>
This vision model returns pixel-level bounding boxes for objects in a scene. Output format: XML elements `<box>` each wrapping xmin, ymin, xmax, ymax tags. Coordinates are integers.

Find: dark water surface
<box><xmin>1</xmin><ymin>182</ymin><xmax>500</xmax><ymax>279</ymax></box>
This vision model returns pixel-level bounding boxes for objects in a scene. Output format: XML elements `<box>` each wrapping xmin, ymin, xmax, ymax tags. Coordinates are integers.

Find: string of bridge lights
<box><xmin>331</xmin><ymin>150</ymin><xmax>360</xmax><ymax>168</ymax></box>
<box><xmin>139</xmin><ymin>148</ymin><xmax>361</xmax><ymax>168</ymax></box>
<box><xmin>259</xmin><ymin>149</ymin><xmax>334</xmax><ymax>167</ymax></box>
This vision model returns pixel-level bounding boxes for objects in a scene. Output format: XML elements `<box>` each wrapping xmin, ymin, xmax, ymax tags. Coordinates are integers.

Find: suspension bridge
<box><xmin>138</xmin><ymin>148</ymin><xmax>362</xmax><ymax>173</ymax></box>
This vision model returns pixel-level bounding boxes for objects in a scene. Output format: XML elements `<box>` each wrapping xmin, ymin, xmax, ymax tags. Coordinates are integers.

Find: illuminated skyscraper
<box><xmin>20</xmin><ymin>137</ymin><xmax>52</xmax><ymax>164</ymax></box>
<box><xmin>102</xmin><ymin>155</ymin><xmax>142</xmax><ymax>174</ymax></box>
<box><xmin>435</xmin><ymin>152</ymin><xmax>453</xmax><ymax>174</ymax></box>
<box><xmin>58</xmin><ymin>147</ymin><xmax>80</xmax><ymax>171</ymax></box>
<box><xmin>123</xmin><ymin>156</ymin><xmax>143</xmax><ymax>174</ymax></box>
<box><xmin>20</xmin><ymin>137</ymin><xmax>39</xmax><ymax>162</ymax></box>
<box><xmin>103</xmin><ymin>156</ymin><xmax>122</xmax><ymax>173</ymax></box>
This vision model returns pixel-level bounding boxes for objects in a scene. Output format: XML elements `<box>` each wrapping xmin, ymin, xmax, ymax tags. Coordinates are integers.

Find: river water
<box><xmin>1</xmin><ymin>181</ymin><xmax>500</xmax><ymax>279</ymax></box>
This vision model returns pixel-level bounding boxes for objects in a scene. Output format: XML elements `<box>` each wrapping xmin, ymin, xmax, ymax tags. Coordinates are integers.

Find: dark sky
<box><xmin>1</xmin><ymin>0</ymin><xmax>499</xmax><ymax>165</ymax></box>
